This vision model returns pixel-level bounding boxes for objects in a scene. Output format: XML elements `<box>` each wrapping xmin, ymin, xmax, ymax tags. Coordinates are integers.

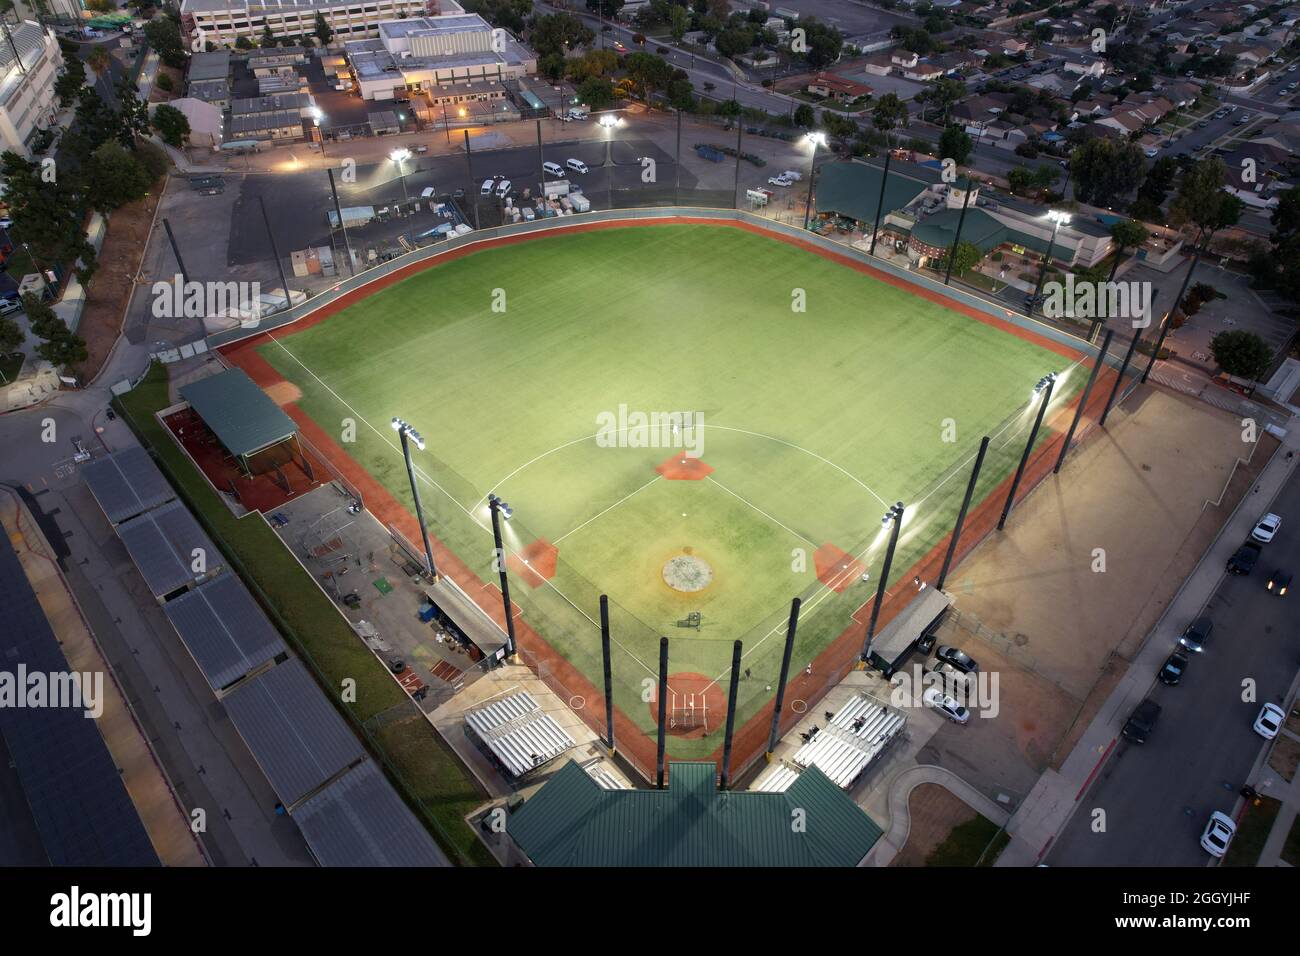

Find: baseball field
<box><xmin>244</xmin><ymin>221</ymin><xmax>1088</xmax><ymax>768</ymax></box>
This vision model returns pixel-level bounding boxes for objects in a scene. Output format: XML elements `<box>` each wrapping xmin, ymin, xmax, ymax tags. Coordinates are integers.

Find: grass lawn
<box><xmin>1223</xmin><ymin>796</ymin><xmax>1281</xmax><ymax>867</ymax></box>
<box><xmin>116</xmin><ymin>362</ymin><xmax>496</xmax><ymax>866</ymax></box>
<box><xmin>259</xmin><ymin>223</ymin><xmax>1085</xmax><ymax>760</ymax></box>
<box><xmin>926</xmin><ymin>815</ymin><xmax>1010</xmax><ymax>866</ymax></box>
<box><xmin>0</xmin><ymin>352</ymin><xmax>22</xmax><ymax>383</ymax></box>
<box><xmin>1282</xmin><ymin>814</ymin><xmax>1300</xmax><ymax>867</ymax></box>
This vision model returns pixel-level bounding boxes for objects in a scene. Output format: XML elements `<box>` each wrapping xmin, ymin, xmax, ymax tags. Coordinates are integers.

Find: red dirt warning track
<box><xmin>221</xmin><ymin>215</ymin><xmax>1107</xmax><ymax>784</ymax></box>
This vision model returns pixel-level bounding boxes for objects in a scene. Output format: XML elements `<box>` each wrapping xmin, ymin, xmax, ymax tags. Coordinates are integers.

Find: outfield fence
<box><xmin>206</xmin><ymin>210</ymin><xmax>1153</xmax><ymax>786</ymax></box>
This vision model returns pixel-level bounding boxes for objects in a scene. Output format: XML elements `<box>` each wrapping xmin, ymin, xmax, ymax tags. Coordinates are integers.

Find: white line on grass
<box><xmin>705</xmin><ymin>476</ymin><xmax>819</xmax><ymax>549</ymax></box>
<box><xmin>553</xmin><ymin>475</ymin><xmax>662</xmax><ymax>545</ymax></box>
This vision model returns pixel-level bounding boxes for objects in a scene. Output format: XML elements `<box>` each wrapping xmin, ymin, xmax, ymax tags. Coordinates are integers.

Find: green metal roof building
<box><xmin>507</xmin><ymin>761</ymin><xmax>884</xmax><ymax>867</ymax></box>
<box><xmin>813</xmin><ymin>159</ymin><xmax>941</xmax><ymax>225</ymax></box>
<box><xmin>179</xmin><ymin>368</ymin><xmax>300</xmax><ymax>474</ymax></box>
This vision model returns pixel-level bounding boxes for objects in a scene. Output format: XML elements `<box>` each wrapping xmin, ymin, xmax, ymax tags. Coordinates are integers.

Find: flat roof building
<box><xmin>181</xmin><ymin>0</ymin><xmax>465</xmax><ymax>48</ymax></box>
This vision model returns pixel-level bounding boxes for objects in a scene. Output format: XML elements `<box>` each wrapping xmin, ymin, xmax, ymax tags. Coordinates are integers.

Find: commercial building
<box><xmin>344</xmin><ymin>14</ymin><xmax>536</xmax><ymax>101</ymax></box>
<box><xmin>180</xmin><ymin>0</ymin><xmax>465</xmax><ymax>48</ymax></box>
<box><xmin>0</xmin><ymin>21</ymin><xmax>64</xmax><ymax>158</ymax></box>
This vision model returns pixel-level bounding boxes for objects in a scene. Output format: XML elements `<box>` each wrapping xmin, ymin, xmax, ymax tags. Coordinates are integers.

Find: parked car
<box><xmin>767</xmin><ymin>175</ymin><xmax>792</xmax><ymax>187</ymax></box>
<box><xmin>1121</xmin><ymin>699</ymin><xmax>1161</xmax><ymax>744</ymax></box>
<box><xmin>495</xmin><ymin>178</ymin><xmax>512</xmax><ymax>198</ymax></box>
<box><xmin>1200</xmin><ymin>811</ymin><xmax>1236</xmax><ymax>858</ymax></box>
<box><xmin>419</xmin><ymin>186</ymin><xmax>436</xmax><ymax>199</ymax></box>
<box><xmin>1158</xmin><ymin>649</ymin><xmax>1190</xmax><ymax>686</ymax></box>
<box><xmin>922</xmin><ymin>686</ymin><xmax>970</xmax><ymax>724</ymax></box>
<box><xmin>565</xmin><ymin>158</ymin><xmax>589</xmax><ymax>174</ymax></box>
<box><xmin>923</xmin><ymin>658</ymin><xmax>975</xmax><ymax>698</ymax></box>
<box><xmin>1254</xmin><ymin>702</ymin><xmax>1285</xmax><ymax>739</ymax></box>
<box><xmin>1143</xmin><ymin>146</ymin><xmax>1160</xmax><ymax>158</ymax></box>
<box><xmin>1178</xmin><ymin>616</ymin><xmax>1213</xmax><ymax>653</ymax></box>
<box><xmin>542</xmin><ymin>161</ymin><xmax>564</xmax><ymax>177</ymax></box>
<box><xmin>0</xmin><ymin>297</ymin><xmax>22</xmax><ymax>316</ymax></box>
<box><xmin>1227</xmin><ymin>541</ymin><xmax>1262</xmax><ymax>575</ymax></box>
<box><xmin>413</xmin><ymin>145</ymin><xmax>428</xmax><ymax>154</ymax></box>
<box><xmin>480</xmin><ymin>177</ymin><xmax>496</xmax><ymax>196</ymax></box>
<box><xmin>1251</xmin><ymin>513</ymin><xmax>1281</xmax><ymax>543</ymax></box>
<box><xmin>1266</xmin><ymin>569</ymin><xmax>1291</xmax><ymax>596</ymax></box>
<box><xmin>935</xmin><ymin>645</ymin><xmax>978</xmax><ymax>674</ymax></box>
<box><xmin>780</xmin><ymin>169</ymin><xmax>803</xmax><ymax>181</ymax></box>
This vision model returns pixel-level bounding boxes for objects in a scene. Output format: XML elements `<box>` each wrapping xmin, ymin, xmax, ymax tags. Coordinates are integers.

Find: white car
<box><xmin>767</xmin><ymin>175</ymin><xmax>792</xmax><ymax>187</ymax></box>
<box><xmin>1200</xmin><ymin>811</ymin><xmax>1236</xmax><ymax>858</ymax></box>
<box><xmin>480</xmin><ymin>178</ymin><xmax>496</xmax><ymax>196</ymax></box>
<box><xmin>565</xmin><ymin>158</ymin><xmax>588</xmax><ymax>174</ymax></box>
<box><xmin>1254</xmin><ymin>702</ymin><xmax>1285</xmax><ymax>739</ymax></box>
<box><xmin>922</xmin><ymin>686</ymin><xmax>970</xmax><ymax>724</ymax></box>
<box><xmin>420</xmin><ymin>186</ymin><xmax>436</xmax><ymax>199</ymax></box>
<box><xmin>1251</xmin><ymin>513</ymin><xmax>1281</xmax><ymax>543</ymax></box>
<box><xmin>781</xmin><ymin>169</ymin><xmax>803</xmax><ymax>182</ymax></box>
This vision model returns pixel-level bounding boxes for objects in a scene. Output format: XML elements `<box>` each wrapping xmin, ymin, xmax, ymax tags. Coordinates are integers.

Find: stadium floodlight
<box><xmin>999</xmin><ymin>372</ymin><xmax>1057</xmax><ymax>530</ymax></box>
<box><xmin>805</xmin><ymin>131</ymin><xmax>828</xmax><ymax>148</ymax></box>
<box><xmin>862</xmin><ymin>501</ymin><xmax>907</xmax><ymax>663</ymax></box>
<box><xmin>598</xmin><ymin>113</ymin><xmax>622</xmax><ymax>129</ymax></box>
<box><xmin>1028</xmin><ymin>210</ymin><xmax>1071</xmax><ymax>317</ymax></box>
<box><xmin>391</xmin><ymin>417</ymin><xmax>436</xmax><ymax>580</ymax></box>
<box><xmin>487</xmin><ymin>494</ymin><xmax>518</xmax><ymax>658</ymax></box>
<box><xmin>802</xmin><ymin>132</ymin><xmax>827</xmax><ymax>229</ymax></box>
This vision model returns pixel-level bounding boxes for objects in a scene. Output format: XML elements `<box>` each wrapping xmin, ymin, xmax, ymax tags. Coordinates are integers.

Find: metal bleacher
<box><xmin>760</xmin><ymin>693</ymin><xmax>906</xmax><ymax>792</ymax></box>
<box><xmin>463</xmin><ymin>691</ymin><xmax>576</xmax><ymax>779</ymax></box>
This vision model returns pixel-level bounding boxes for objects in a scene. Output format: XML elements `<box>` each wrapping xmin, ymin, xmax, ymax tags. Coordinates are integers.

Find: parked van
<box><xmin>495</xmin><ymin>178</ymin><xmax>512</xmax><ymax>198</ymax></box>
<box><xmin>0</xmin><ymin>297</ymin><xmax>22</xmax><ymax>316</ymax></box>
<box><xmin>566</xmin><ymin>158</ymin><xmax>588</xmax><ymax>174</ymax></box>
<box><xmin>542</xmin><ymin>161</ymin><xmax>564</xmax><ymax>177</ymax></box>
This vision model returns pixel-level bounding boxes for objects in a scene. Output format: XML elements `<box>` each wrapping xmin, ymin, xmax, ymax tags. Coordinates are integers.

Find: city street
<box><xmin>1047</xmin><ymin>462</ymin><xmax>1300</xmax><ymax>866</ymax></box>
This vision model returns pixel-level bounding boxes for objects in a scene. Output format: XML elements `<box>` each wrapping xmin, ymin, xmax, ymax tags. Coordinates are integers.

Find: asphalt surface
<box><xmin>1047</xmin><ymin>464</ymin><xmax>1300</xmax><ymax>866</ymax></box>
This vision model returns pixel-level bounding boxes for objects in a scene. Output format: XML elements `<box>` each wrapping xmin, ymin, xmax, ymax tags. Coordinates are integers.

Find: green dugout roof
<box><xmin>179</xmin><ymin>368</ymin><xmax>298</xmax><ymax>460</ymax></box>
<box><xmin>813</xmin><ymin>159</ymin><xmax>939</xmax><ymax>225</ymax></box>
<box><xmin>508</xmin><ymin>761</ymin><xmax>883</xmax><ymax>867</ymax></box>
<box><xmin>910</xmin><ymin>207</ymin><xmax>1053</xmax><ymax>256</ymax></box>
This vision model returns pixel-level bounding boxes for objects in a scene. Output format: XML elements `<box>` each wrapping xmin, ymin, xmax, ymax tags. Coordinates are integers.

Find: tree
<box><xmin>938</xmin><ymin>124</ymin><xmax>972</xmax><ymax>166</ymax></box>
<box><xmin>84</xmin><ymin>142</ymin><xmax>153</xmax><ymax>211</ymax></box>
<box><xmin>669</xmin><ymin>4</ymin><xmax>689</xmax><ymax>43</ymax></box>
<box><xmin>872</xmin><ymin>92</ymin><xmax>908</xmax><ymax>147</ymax></box>
<box><xmin>27</xmin><ymin>295</ymin><xmax>89</xmax><ymax>369</ymax></box>
<box><xmin>793</xmin><ymin>103</ymin><xmax>815</xmax><ymax>128</ymax></box>
<box><xmin>576</xmin><ymin>75</ymin><xmax>614</xmax><ymax>110</ymax></box>
<box><xmin>261</xmin><ymin>24</ymin><xmax>276</xmax><ymax>48</ymax></box>
<box><xmin>1263</xmin><ymin>186</ymin><xmax>1300</xmax><ymax>302</ymax></box>
<box><xmin>530</xmin><ymin>12</ymin><xmax>593</xmax><ymax>59</ymax></box>
<box><xmin>1210</xmin><ymin>329</ymin><xmax>1271</xmax><ymax>381</ymax></box>
<box><xmin>314</xmin><ymin>11</ymin><xmax>333</xmax><ymax>46</ymax></box>
<box><xmin>0</xmin><ymin>152</ymin><xmax>97</xmax><ymax>284</ymax></box>
<box><xmin>624</xmin><ymin>51</ymin><xmax>673</xmax><ymax>103</ymax></box>
<box><xmin>85</xmin><ymin>0</ymin><xmax>116</xmax><ymax>11</ymax></box>
<box><xmin>152</xmin><ymin>103</ymin><xmax>191</xmax><ymax>147</ymax></box>
<box><xmin>155</xmin><ymin>72</ymin><xmax>174</xmax><ymax>93</ymax></box>
<box><xmin>586</xmin><ymin>0</ymin><xmax>623</xmax><ymax>16</ymax></box>
<box><xmin>0</xmin><ymin>314</ymin><xmax>23</xmax><ymax>358</ymax></box>
<box><xmin>1106</xmin><ymin>218</ymin><xmax>1150</xmax><ymax>281</ymax></box>
<box><xmin>943</xmin><ymin>240</ymin><xmax>983</xmax><ymax>277</ymax></box>
<box><xmin>1070</xmin><ymin>138</ymin><xmax>1145</xmax><ymax>207</ymax></box>
<box><xmin>801</xmin><ymin>19</ymin><xmax>844</xmax><ymax>68</ymax></box>
<box><xmin>54</xmin><ymin>56</ymin><xmax>87</xmax><ymax>107</ymax></box>
<box><xmin>924</xmin><ymin>76</ymin><xmax>965</xmax><ymax>123</ymax></box>
<box><xmin>144</xmin><ymin>17</ymin><xmax>187</xmax><ymax>69</ymax></box>
<box><xmin>86</xmin><ymin>44</ymin><xmax>111</xmax><ymax>78</ymax></box>
<box><xmin>113</xmin><ymin>77</ymin><xmax>151</xmax><ymax>149</ymax></box>
<box><xmin>1171</xmin><ymin>157</ymin><xmax>1243</xmax><ymax>245</ymax></box>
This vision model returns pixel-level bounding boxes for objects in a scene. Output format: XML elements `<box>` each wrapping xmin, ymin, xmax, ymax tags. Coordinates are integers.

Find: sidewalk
<box><xmin>998</xmin><ymin>415</ymin><xmax>1300</xmax><ymax>865</ymax></box>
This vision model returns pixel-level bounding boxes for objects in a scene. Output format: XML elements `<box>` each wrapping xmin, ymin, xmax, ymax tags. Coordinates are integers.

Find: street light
<box><xmin>488</xmin><ymin>493</ymin><xmax>517</xmax><ymax>658</ymax></box>
<box><xmin>311</xmin><ymin>106</ymin><xmax>326</xmax><ymax>157</ymax></box>
<box><xmin>802</xmin><ymin>131</ymin><xmax>826</xmax><ymax>230</ymax></box>
<box><xmin>391</xmin><ymin>417</ymin><xmax>436</xmax><ymax>581</ymax></box>
<box><xmin>389</xmin><ymin>147</ymin><xmax>411</xmax><ymax>202</ymax></box>
<box><xmin>1029</xmin><ymin>210</ymin><xmax>1071</xmax><ymax>317</ymax></box>
<box><xmin>861</xmin><ymin>501</ymin><xmax>905</xmax><ymax>665</ymax></box>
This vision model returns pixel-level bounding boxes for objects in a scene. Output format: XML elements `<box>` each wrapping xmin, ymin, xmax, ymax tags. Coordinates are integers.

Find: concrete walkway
<box><xmin>998</xmin><ymin>413</ymin><xmax>1300</xmax><ymax>866</ymax></box>
<box><xmin>867</xmin><ymin>763</ymin><xmax>1012</xmax><ymax>867</ymax></box>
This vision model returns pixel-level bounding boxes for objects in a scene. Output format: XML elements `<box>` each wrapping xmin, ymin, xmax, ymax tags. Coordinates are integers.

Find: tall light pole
<box><xmin>391</xmin><ymin>417</ymin><xmax>436</xmax><ymax>581</ymax></box>
<box><xmin>943</xmin><ymin>176</ymin><xmax>973</xmax><ymax>285</ymax></box>
<box><xmin>802</xmin><ymin>131</ymin><xmax>825</xmax><ymax>230</ymax></box>
<box><xmin>861</xmin><ymin>501</ymin><xmax>905</xmax><ymax>665</ymax></box>
<box><xmin>488</xmin><ymin>493</ymin><xmax>517</xmax><ymax>659</ymax></box>
<box><xmin>1029</xmin><ymin>210</ymin><xmax>1071</xmax><ymax>316</ymax></box>
<box><xmin>389</xmin><ymin>147</ymin><xmax>411</xmax><ymax>203</ymax></box>
<box><xmin>998</xmin><ymin>374</ymin><xmax>1056</xmax><ymax>530</ymax></box>
<box><xmin>312</xmin><ymin>107</ymin><xmax>327</xmax><ymax>158</ymax></box>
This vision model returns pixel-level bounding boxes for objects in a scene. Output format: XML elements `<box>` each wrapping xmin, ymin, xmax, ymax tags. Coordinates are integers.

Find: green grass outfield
<box><xmin>259</xmin><ymin>223</ymin><xmax>1085</xmax><ymax>761</ymax></box>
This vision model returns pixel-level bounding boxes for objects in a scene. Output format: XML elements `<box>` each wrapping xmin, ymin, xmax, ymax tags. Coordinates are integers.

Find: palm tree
<box><xmin>86</xmin><ymin>45</ymin><xmax>111</xmax><ymax>80</ymax></box>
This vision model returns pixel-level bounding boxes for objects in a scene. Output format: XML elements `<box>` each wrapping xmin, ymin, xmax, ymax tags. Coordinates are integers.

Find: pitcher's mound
<box><xmin>655</xmin><ymin>453</ymin><xmax>714</xmax><ymax>480</ymax></box>
<box><xmin>663</xmin><ymin>554</ymin><xmax>713</xmax><ymax>592</ymax></box>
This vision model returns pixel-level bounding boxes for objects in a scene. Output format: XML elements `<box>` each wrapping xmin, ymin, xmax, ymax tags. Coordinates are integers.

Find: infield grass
<box><xmin>259</xmin><ymin>223</ymin><xmax>1086</xmax><ymax>761</ymax></box>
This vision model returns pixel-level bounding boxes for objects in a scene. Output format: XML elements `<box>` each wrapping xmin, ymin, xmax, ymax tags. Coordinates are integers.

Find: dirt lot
<box><xmin>891</xmin><ymin>782</ymin><xmax>979</xmax><ymax>867</ymax></box>
<box><xmin>930</xmin><ymin>386</ymin><xmax>1266</xmax><ymax>792</ymax></box>
<box><xmin>75</xmin><ymin>185</ymin><xmax>161</xmax><ymax>384</ymax></box>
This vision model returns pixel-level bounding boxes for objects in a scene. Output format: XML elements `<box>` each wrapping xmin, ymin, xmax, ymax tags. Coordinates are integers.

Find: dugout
<box><xmin>179</xmin><ymin>369</ymin><xmax>303</xmax><ymax>478</ymax></box>
<box><xmin>867</xmin><ymin>587</ymin><xmax>953</xmax><ymax>677</ymax></box>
